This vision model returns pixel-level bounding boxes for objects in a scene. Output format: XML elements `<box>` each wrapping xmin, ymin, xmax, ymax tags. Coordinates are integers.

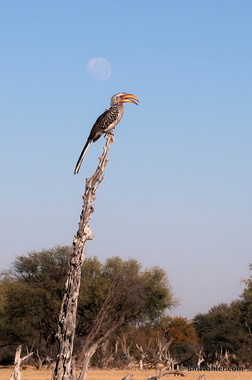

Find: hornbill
<box><xmin>74</xmin><ymin>92</ymin><xmax>139</xmax><ymax>174</ymax></box>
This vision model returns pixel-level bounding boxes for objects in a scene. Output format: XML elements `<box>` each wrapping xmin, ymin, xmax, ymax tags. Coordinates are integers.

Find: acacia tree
<box><xmin>193</xmin><ymin>300</ymin><xmax>252</xmax><ymax>367</ymax></box>
<box><xmin>76</xmin><ymin>257</ymin><xmax>176</xmax><ymax>380</ymax></box>
<box><xmin>240</xmin><ymin>264</ymin><xmax>252</xmax><ymax>338</ymax></box>
<box><xmin>0</xmin><ymin>249</ymin><xmax>175</xmax><ymax>371</ymax></box>
<box><xmin>0</xmin><ymin>247</ymin><xmax>71</xmax><ymax>364</ymax></box>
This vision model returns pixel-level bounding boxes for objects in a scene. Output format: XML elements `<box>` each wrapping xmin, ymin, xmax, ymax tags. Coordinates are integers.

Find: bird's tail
<box><xmin>74</xmin><ymin>140</ymin><xmax>91</xmax><ymax>174</ymax></box>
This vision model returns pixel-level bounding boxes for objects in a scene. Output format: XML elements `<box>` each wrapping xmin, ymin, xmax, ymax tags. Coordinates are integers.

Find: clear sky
<box><xmin>1</xmin><ymin>1</ymin><xmax>252</xmax><ymax>319</ymax></box>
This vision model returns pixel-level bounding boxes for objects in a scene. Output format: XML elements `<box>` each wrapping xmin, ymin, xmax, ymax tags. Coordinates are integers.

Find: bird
<box><xmin>74</xmin><ymin>92</ymin><xmax>139</xmax><ymax>174</ymax></box>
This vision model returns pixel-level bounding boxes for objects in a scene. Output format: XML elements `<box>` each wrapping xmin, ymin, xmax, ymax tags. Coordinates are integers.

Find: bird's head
<box><xmin>111</xmin><ymin>92</ymin><xmax>139</xmax><ymax>107</ymax></box>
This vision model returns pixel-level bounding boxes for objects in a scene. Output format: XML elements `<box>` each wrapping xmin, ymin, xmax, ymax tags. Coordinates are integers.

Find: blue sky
<box><xmin>1</xmin><ymin>1</ymin><xmax>252</xmax><ymax>318</ymax></box>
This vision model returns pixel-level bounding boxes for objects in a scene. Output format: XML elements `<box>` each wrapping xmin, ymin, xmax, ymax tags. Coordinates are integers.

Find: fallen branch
<box><xmin>145</xmin><ymin>369</ymin><xmax>186</xmax><ymax>379</ymax></box>
<box><xmin>121</xmin><ymin>368</ymin><xmax>186</xmax><ymax>380</ymax></box>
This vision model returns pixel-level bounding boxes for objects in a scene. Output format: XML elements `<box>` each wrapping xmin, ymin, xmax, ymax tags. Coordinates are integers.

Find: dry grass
<box><xmin>0</xmin><ymin>368</ymin><xmax>250</xmax><ymax>380</ymax></box>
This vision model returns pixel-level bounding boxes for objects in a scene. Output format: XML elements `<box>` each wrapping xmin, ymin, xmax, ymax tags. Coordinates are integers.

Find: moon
<box><xmin>87</xmin><ymin>58</ymin><xmax>112</xmax><ymax>81</ymax></box>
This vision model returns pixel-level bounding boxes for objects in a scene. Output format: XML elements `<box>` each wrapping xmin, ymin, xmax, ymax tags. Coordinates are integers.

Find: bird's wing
<box><xmin>74</xmin><ymin>107</ymin><xmax>120</xmax><ymax>174</ymax></box>
<box><xmin>88</xmin><ymin>107</ymin><xmax>119</xmax><ymax>142</ymax></box>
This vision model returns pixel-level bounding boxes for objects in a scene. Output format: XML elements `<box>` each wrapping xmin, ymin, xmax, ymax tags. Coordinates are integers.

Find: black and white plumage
<box><xmin>74</xmin><ymin>92</ymin><xmax>139</xmax><ymax>174</ymax></box>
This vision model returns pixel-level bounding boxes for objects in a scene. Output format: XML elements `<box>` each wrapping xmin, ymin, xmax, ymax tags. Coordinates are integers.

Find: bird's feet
<box><xmin>106</xmin><ymin>129</ymin><xmax>115</xmax><ymax>137</ymax></box>
<box><xmin>105</xmin><ymin>130</ymin><xmax>115</xmax><ymax>142</ymax></box>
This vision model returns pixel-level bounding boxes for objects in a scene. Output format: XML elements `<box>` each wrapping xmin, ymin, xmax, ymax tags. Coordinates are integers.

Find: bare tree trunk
<box><xmin>196</xmin><ymin>345</ymin><xmax>204</xmax><ymax>366</ymax></box>
<box><xmin>10</xmin><ymin>345</ymin><xmax>33</xmax><ymax>380</ymax></box>
<box><xmin>52</xmin><ymin>133</ymin><xmax>115</xmax><ymax>380</ymax></box>
<box><xmin>119</xmin><ymin>335</ymin><xmax>133</xmax><ymax>369</ymax></box>
<box><xmin>10</xmin><ymin>346</ymin><xmax>22</xmax><ymax>380</ymax></box>
<box><xmin>136</xmin><ymin>345</ymin><xmax>145</xmax><ymax>370</ymax></box>
<box><xmin>78</xmin><ymin>343</ymin><xmax>98</xmax><ymax>380</ymax></box>
<box><xmin>78</xmin><ymin>316</ymin><xmax>124</xmax><ymax>380</ymax></box>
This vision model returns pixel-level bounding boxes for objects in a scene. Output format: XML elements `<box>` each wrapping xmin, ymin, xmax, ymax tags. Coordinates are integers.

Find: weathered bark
<box><xmin>10</xmin><ymin>346</ymin><xmax>22</xmax><ymax>380</ymax></box>
<box><xmin>10</xmin><ymin>345</ymin><xmax>33</xmax><ymax>380</ymax></box>
<box><xmin>52</xmin><ymin>133</ymin><xmax>115</xmax><ymax>380</ymax></box>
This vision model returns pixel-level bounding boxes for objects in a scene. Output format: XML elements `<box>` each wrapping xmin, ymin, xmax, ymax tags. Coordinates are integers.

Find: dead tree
<box><xmin>10</xmin><ymin>345</ymin><xmax>34</xmax><ymax>380</ymax></box>
<box><xmin>118</xmin><ymin>335</ymin><xmax>134</xmax><ymax>369</ymax></box>
<box><xmin>136</xmin><ymin>344</ymin><xmax>146</xmax><ymax>370</ymax></box>
<box><xmin>52</xmin><ymin>133</ymin><xmax>115</xmax><ymax>380</ymax></box>
<box><xmin>195</xmin><ymin>346</ymin><xmax>204</xmax><ymax>366</ymax></box>
<box><xmin>135</xmin><ymin>337</ymin><xmax>175</xmax><ymax>370</ymax></box>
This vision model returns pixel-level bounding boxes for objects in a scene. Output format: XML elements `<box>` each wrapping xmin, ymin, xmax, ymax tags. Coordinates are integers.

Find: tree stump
<box><xmin>10</xmin><ymin>345</ymin><xmax>33</xmax><ymax>380</ymax></box>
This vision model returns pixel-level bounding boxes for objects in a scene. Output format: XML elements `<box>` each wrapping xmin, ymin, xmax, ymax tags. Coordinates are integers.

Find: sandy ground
<box><xmin>0</xmin><ymin>368</ymin><xmax>250</xmax><ymax>380</ymax></box>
